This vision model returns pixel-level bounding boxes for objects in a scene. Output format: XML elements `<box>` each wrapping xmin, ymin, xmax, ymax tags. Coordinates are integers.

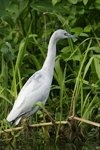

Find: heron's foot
<box><xmin>23</xmin><ymin>118</ymin><xmax>30</xmax><ymax>137</ymax></box>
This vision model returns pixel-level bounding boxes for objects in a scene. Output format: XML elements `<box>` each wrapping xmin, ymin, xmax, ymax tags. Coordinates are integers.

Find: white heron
<box><xmin>7</xmin><ymin>29</ymin><xmax>80</xmax><ymax>126</ymax></box>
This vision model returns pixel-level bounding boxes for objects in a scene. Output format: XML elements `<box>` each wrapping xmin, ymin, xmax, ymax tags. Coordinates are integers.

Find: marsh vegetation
<box><xmin>0</xmin><ymin>0</ymin><xmax>100</xmax><ymax>149</ymax></box>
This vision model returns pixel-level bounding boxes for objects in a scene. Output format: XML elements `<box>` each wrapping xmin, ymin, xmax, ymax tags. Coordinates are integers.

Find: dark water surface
<box><xmin>0</xmin><ymin>126</ymin><xmax>100</xmax><ymax>150</ymax></box>
<box><xmin>0</xmin><ymin>135</ymin><xmax>100</xmax><ymax>150</ymax></box>
<box><xmin>0</xmin><ymin>137</ymin><xmax>99</xmax><ymax>150</ymax></box>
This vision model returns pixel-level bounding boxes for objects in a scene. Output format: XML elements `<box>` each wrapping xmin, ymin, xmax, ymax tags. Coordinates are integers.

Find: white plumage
<box><xmin>7</xmin><ymin>29</ymin><xmax>80</xmax><ymax>125</ymax></box>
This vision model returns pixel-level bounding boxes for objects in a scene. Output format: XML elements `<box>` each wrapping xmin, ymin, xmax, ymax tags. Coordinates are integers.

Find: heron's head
<box><xmin>53</xmin><ymin>29</ymin><xmax>82</xmax><ymax>42</ymax></box>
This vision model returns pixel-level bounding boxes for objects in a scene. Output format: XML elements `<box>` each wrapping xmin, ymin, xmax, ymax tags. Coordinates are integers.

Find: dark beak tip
<box><xmin>77</xmin><ymin>37</ymin><xmax>83</xmax><ymax>41</ymax></box>
<box><xmin>74</xmin><ymin>36</ymin><xmax>83</xmax><ymax>41</ymax></box>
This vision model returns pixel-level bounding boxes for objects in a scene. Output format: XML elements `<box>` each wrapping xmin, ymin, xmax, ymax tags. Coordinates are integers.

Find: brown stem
<box><xmin>43</xmin><ymin>109</ymin><xmax>57</xmax><ymax>133</ymax></box>
<box><xmin>69</xmin><ymin>91</ymin><xmax>75</xmax><ymax>117</ymax></box>
<box><xmin>43</xmin><ymin>13</ymin><xmax>47</xmax><ymax>44</ymax></box>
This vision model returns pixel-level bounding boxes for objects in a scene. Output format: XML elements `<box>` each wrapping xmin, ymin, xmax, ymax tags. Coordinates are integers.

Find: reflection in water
<box><xmin>0</xmin><ymin>126</ymin><xmax>100</xmax><ymax>150</ymax></box>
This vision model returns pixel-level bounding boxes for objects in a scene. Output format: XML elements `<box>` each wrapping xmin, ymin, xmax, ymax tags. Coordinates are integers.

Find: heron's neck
<box><xmin>42</xmin><ymin>36</ymin><xmax>57</xmax><ymax>80</ymax></box>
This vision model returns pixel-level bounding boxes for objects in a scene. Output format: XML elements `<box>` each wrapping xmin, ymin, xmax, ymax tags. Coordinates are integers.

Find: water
<box><xmin>0</xmin><ymin>136</ymin><xmax>100</xmax><ymax>150</ymax></box>
<box><xmin>0</xmin><ymin>125</ymin><xmax>100</xmax><ymax>150</ymax></box>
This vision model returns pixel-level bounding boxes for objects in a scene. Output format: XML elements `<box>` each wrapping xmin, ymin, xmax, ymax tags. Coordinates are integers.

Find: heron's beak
<box><xmin>68</xmin><ymin>33</ymin><xmax>82</xmax><ymax>40</ymax></box>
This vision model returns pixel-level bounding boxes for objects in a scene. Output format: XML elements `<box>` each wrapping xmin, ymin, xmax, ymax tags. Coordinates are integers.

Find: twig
<box><xmin>69</xmin><ymin>116</ymin><xmax>100</xmax><ymax>127</ymax></box>
<box><xmin>69</xmin><ymin>91</ymin><xmax>75</xmax><ymax>117</ymax></box>
<box><xmin>43</xmin><ymin>109</ymin><xmax>57</xmax><ymax>133</ymax></box>
<box><xmin>1</xmin><ymin>121</ymin><xmax>69</xmax><ymax>134</ymax></box>
<box><xmin>43</xmin><ymin>13</ymin><xmax>47</xmax><ymax>44</ymax></box>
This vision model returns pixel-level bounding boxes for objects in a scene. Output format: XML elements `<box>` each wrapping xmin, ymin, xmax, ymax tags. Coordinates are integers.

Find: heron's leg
<box><xmin>23</xmin><ymin>117</ymin><xmax>34</xmax><ymax>137</ymax></box>
<box><xmin>23</xmin><ymin>114</ymin><xmax>34</xmax><ymax>130</ymax></box>
<box><xmin>24</xmin><ymin>112</ymin><xmax>35</xmax><ymax>120</ymax></box>
<box><xmin>23</xmin><ymin>118</ymin><xmax>30</xmax><ymax>137</ymax></box>
<box><xmin>23</xmin><ymin>110</ymin><xmax>57</xmax><ymax>133</ymax></box>
<box><xmin>42</xmin><ymin>109</ymin><xmax>57</xmax><ymax>133</ymax></box>
<box><xmin>23</xmin><ymin>113</ymin><xmax>35</xmax><ymax>131</ymax></box>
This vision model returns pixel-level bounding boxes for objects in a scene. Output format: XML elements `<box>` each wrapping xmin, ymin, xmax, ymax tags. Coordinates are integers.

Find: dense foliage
<box><xmin>0</xmin><ymin>0</ymin><xmax>100</xmax><ymax>135</ymax></box>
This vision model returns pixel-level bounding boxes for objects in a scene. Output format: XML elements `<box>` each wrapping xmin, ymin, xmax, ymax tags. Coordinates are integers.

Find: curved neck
<box><xmin>42</xmin><ymin>35</ymin><xmax>57</xmax><ymax>81</ymax></box>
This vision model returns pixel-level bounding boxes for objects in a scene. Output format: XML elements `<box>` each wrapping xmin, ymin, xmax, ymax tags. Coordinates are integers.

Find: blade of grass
<box><xmin>81</xmin><ymin>77</ymin><xmax>83</xmax><ymax>117</ymax></box>
<box><xmin>11</xmin><ymin>61</ymin><xmax>17</xmax><ymax>101</ymax></box>
<box><xmin>18</xmin><ymin>68</ymin><xmax>22</xmax><ymax>90</ymax></box>
<box><xmin>12</xmin><ymin>19</ymin><xmax>33</xmax><ymax>90</ymax></box>
<box><xmin>0</xmin><ymin>94</ymin><xmax>13</xmax><ymax>105</ymax></box>
<box><xmin>54</xmin><ymin>59</ymin><xmax>64</xmax><ymax>87</ymax></box>
<box><xmin>83</xmin><ymin>79</ymin><xmax>100</xmax><ymax>111</ymax></box>
<box><xmin>56</xmin><ymin>65</ymin><xmax>66</xmax><ymax>141</ymax></box>
<box><xmin>83</xmin><ymin>56</ymin><xmax>95</xmax><ymax>79</ymax></box>
<box><xmin>73</xmin><ymin>39</ymin><xmax>92</xmax><ymax>116</ymax></box>
<box><xmin>1</xmin><ymin>55</ymin><xmax>8</xmax><ymax>117</ymax></box>
<box><xmin>81</xmin><ymin>94</ymin><xmax>98</xmax><ymax>122</ymax></box>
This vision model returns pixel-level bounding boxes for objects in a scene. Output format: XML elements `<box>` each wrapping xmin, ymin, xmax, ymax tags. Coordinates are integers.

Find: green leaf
<box><xmin>83</xmin><ymin>0</ymin><xmax>88</xmax><ymax>5</ymax></box>
<box><xmin>30</xmin><ymin>0</ymin><xmax>70</xmax><ymax>14</ymax></box>
<box><xmin>68</xmin><ymin>0</ymin><xmax>78</xmax><ymax>4</ymax></box>
<box><xmin>79</xmin><ymin>33</ymin><xmax>89</xmax><ymax>37</ymax></box>
<box><xmin>0</xmin><ymin>0</ymin><xmax>10</xmax><ymax>18</ymax></box>
<box><xmin>52</xmin><ymin>0</ymin><xmax>58</xmax><ymax>6</ymax></box>
<box><xmin>2</xmin><ymin>15</ymin><xmax>14</xmax><ymax>27</ymax></box>
<box><xmin>1</xmin><ymin>42</ymin><xmax>15</xmax><ymax>60</ymax></box>
<box><xmin>5</xmin><ymin>42</ymin><xmax>13</xmax><ymax>55</ymax></box>
<box><xmin>84</xmin><ymin>25</ymin><xmax>91</xmax><ymax>32</ymax></box>
<box><xmin>83</xmin><ymin>56</ymin><xmax>94</xmax><ymax>79</ymax></box>
<box><xmin>7</xmin><ymin>4</ymin><xmax>19</xmax><ymax>14</ymax></box>
<box><xmin>71</xmin><ymin>27</ymin><xmax>83</xmax><ymax>35</ymax></box>
<box><xmin>34</xmin><ymin>101</ymin><xmax>45</xmax><ymax>110</ymax></box>
<box><xmin>89</xmin><ymin>46</ymin><xmax>100</xmax><ymax>53</ymax></box>
<box><xmin>94</xmin><ymin>56</ymin><xmax>100</xmax><ymax>79</ymax></box>
<box><xmin>19</xmin><ymin>0</ymin><xmax>29</xmax><ymax>12</ymax></box>
<box><xmin>71</xmin><ymin>54</ymin><xmax>81</xmax><ymax>61</ymax></box>
<box><xmin>5</xmin><ymin>35</ymin><xmax>13</xmax><ymax>40</ymax></box>
<box><xmin>1</xmin><ymin>45</ymin><xmax>8</xmax><ymax>54</ymax></box>
<box><xmin>61</xmin><ymin>46</ymin><xmax>71</xmax><ymax>53</ymax></box>
<box><xmin>0</xmin><ymin>94</ymin><xmax>13</xmax><ymax>105</ymax></box>
<box><xmin>30</xmin><ymin>54</ymin><xmax>41</xmax><ymax>70</ymax></box>
<box><xmin>96</xmin><ymin>0</ymin><xmax>100</xmax><ymax>4</ymax></box>
<box><xmin>79</xmin><ymin>9</ymin><xmax>85</xmax><ymax>14</ymax></box>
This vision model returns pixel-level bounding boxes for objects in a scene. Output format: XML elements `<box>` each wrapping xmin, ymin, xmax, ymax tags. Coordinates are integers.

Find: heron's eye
<box><xmin>64</xmin><ymin>33</ymin><xmax>67</xmax><ymax>36</ymax></box>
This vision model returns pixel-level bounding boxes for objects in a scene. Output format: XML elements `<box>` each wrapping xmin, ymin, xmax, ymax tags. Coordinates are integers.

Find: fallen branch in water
<box><xmin>2</xmin><ymin>116</ymin><xmax>100</xmax><ymax>134</ymax></box>
<box><xmin>1</xmin><ymin>121</ymin><xmax>69</xmax><ymax>134</ymax></box>
<box><xmin>69</xmin><ymin>116</ymin><xmax>100</xmax><ymax>127</ymax></box>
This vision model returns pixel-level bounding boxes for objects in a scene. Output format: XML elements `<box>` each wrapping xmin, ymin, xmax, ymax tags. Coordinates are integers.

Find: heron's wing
<box><xmin>13</xmin><ymin>70</ymin><xmax>49</xmax><ymax>109</ymax></box>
